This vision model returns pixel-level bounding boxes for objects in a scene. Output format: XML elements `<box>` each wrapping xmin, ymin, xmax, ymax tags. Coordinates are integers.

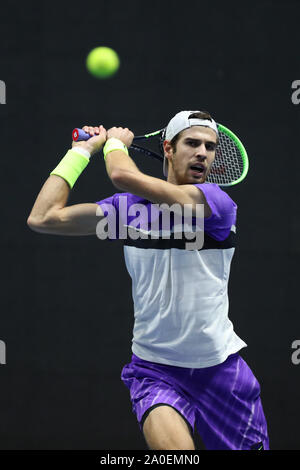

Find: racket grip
<box><xmin>72</xmin><ymin>128</ymin><xmax>91</xmax><ymax>142</ymax></box>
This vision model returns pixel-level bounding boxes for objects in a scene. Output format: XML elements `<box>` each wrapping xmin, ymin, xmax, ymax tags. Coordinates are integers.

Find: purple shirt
<box><xmin>96</xmin><ymin>183</ymin><xmax>237</xmax><ymax>242</ymax></box>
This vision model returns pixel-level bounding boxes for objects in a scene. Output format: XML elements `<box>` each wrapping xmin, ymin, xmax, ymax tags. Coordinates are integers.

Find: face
<box><xmin>164</xmin><ymin>126</ymin><xmax>217</xmax><ymax>185</ymax></box>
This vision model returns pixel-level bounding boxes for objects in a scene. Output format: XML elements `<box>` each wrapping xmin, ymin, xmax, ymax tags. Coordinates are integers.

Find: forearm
<box><xmin>104</xmin><ymin>149</ymin><xmax>141</xmax><ymax>181</ymax></box>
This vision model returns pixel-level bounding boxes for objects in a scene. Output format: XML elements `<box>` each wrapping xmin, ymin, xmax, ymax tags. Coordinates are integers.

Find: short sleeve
<box><xmin>194</xmin><ymin>183</ymin><xmax>237</xmax><ymax>241</ymax></box>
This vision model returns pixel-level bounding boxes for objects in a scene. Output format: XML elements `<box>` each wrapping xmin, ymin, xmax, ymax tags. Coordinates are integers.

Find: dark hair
<box><xmin>170</xmin><ymin>110</ymin><xmax>219</xmax><ymax>152</ymax></box>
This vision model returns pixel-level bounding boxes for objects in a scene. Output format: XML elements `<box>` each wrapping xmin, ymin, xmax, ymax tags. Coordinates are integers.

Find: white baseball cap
<box><xmin>163</xmin><ymin>110</ymin><xmax>218</xmax><ymax>177</ymax></box>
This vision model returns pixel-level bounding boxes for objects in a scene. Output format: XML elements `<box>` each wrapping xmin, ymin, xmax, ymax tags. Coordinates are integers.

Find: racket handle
<box><xmin>72</xmin><ymin>128</ymin><xmax>91</xmax><ymax>141</ymax></box>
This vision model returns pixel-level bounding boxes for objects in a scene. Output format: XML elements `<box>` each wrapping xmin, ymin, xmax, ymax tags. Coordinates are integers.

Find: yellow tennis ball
<box><xmin>86</xmin><ymin>47</ymin><xmax>120</xmax><ymax>79</ymax></box>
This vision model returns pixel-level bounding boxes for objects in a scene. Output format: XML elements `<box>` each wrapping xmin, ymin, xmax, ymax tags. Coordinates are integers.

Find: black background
<box><xmin>0</xmin><ymin>0</ymin><xmax>299</xmax><ymax>450</ymax></box>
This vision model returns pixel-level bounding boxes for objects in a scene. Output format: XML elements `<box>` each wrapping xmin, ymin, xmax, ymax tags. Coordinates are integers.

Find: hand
<box><xmin>72</xmin><ymin>125</ymin><xmax>107</xmax><ymax>156</ymax></box>
<box><xmin>107</xmin><ymin>127</ymin><xmax>134</xmax><ymax>148</ymax></box>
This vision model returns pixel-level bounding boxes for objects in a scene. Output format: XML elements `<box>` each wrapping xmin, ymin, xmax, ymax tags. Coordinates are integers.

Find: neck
<box><xmin>167</xmin><ymin>173</ymin><xmax>178</xmax><ymax>185</ymax></box>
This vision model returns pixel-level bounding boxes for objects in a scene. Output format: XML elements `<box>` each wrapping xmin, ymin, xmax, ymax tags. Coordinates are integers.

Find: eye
<box><xmin>206</xmin><ymin>144</ymin><xmax>216</xmax><ymax>151</ymax></box>
<box><xmin>187</xmin><ymin>141</ymin><xmax>198</xmax><ymax>147</ymax></box>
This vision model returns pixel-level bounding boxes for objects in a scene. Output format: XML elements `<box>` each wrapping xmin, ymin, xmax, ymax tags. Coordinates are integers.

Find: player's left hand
<box><xmin>72</xmin><ymin>125</ymin><xmax>107</xmax><ymax>156</ymax></box>
<box><xmin>107</xmin><ymin>127</ymin><xmax>134</xmax><ymax>148</ymax></box>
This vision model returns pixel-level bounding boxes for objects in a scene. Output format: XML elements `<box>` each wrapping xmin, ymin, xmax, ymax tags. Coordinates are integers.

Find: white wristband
<box><xmin>71</xmin><ymin>146</ymin><xmax>91</xmax><ymax>159</ymax></box>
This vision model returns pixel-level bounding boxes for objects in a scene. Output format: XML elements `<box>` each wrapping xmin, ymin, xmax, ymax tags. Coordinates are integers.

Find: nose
<box><xmin>195</xmin><ymin>143</ymin><xmax>208</xmax><ymax>160</ymax></box>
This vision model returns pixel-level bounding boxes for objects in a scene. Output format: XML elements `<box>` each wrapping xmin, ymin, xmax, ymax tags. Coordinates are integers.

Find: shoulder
<box><xmin>180</xmin><ymin>183</ymin><xmax>236</xmax><ymax>216</ymax></box>
<box><xmin>192</xmin><ymin>183</ymin><xmax>236</xmax><ymax>212</ymax></box>
<box><xmin>186</xmin><ymin>184</ymin><xmax>237</xmax><ymax>241</ymax></box>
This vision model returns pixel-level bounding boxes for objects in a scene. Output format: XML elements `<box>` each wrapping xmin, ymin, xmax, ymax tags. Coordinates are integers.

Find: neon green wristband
<box><xmin>50</xmin><ymin>149</ymin><xmax>90</xmax><ymax>189</ymax></box>
<box><xmin>103</xmin><ymin>138</ymin><xmax>129</xmax><ymax>161</ymax></box>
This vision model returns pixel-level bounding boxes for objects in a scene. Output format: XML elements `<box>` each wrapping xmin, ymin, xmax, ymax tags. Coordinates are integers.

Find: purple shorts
<box><xmin>121</xmin><ymin>352</ymin><xmax>269</xmax><ymax>450</ymax></box>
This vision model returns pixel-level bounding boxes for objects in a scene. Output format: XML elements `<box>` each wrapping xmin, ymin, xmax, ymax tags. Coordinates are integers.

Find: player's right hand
<box><xmin>107</xmin><ymin>127</ymin><xmax>134</xmax><ymax>148</ymax></box>
<box><xmin>72</xmin><ymin>125</ymin><xmax>107</xmax><ymax>156</ymax></box>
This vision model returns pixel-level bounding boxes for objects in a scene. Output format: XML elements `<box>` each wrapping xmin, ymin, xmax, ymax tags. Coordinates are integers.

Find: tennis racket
<box><xmin>72</xmin><ymin>124</ymin><xmax>249</xmax><ymax>187</ymax></box>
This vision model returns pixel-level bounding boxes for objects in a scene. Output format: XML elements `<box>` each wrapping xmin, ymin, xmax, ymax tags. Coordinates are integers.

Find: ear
<box><xmin>163</xmin><ymin>140</ymin><xmax>173</xmax><ymax>159</ymax></box>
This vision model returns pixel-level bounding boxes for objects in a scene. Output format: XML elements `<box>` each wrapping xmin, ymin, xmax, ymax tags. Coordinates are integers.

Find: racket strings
<box><xmin>207</xmin><ymin>133</ymin><xmax>244</xmax><ymax>185</ymax></box>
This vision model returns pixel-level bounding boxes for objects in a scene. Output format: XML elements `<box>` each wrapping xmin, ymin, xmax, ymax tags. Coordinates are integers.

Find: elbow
<box><xmin>111</xmin><ymin>169</ymin><xmax>138</xmax><ymax>191</ymax></box>
<box><xmin>110</xmin><ymin>170</ymin><xmax>129</xmax><ymax>190</ymax></box>
<box><xmin>27</xmin><ymin>213</ymin><xmax>57</xmax><ymax>234</ymax></box>
<box><xmin>27</xmin><ymin>215</ymin><xmax>46</xmax><ymax>233</ymax></box>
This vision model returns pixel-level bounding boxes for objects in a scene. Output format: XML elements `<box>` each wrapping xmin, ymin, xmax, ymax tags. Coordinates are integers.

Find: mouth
<box><xmin>189</xmin><ymin>163</ymin><xmax>206</xmax><ymax>176</ymax></box>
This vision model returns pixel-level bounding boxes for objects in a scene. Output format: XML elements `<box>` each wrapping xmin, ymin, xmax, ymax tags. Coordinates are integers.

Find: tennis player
<box><xmin>27</xmin><ymin>110</ymin><xmax>269</xmax><ymax>450</ymax></box>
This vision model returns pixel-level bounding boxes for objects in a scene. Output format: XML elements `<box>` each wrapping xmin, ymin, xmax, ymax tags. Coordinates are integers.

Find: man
<box><xmin>27</xmin><ymin>110</ymin><xmax>269</xmax><ymax>450</ymax></box>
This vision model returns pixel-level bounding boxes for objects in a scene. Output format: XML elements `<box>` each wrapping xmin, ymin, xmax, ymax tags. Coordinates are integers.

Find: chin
<box><xmin>190</xmin><ymin>175</ymin><xmax>205</xmax><ymax>183</ymax></box>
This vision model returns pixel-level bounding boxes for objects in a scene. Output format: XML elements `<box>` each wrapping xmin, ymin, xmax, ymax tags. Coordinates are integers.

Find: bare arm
<box><xmin>105</xmin><ymin>127</ymin><xmax>212</xmax><ymax>217</ymax></box>
<box><xmin>27</xmin><ymin>175</ymin><xmax>104</xmax><ymax>235</ymax></box>
<box><xmin>27</xmin><ymin>125</ymin><xmax>106</xmax><ymax>236</ymax></box>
